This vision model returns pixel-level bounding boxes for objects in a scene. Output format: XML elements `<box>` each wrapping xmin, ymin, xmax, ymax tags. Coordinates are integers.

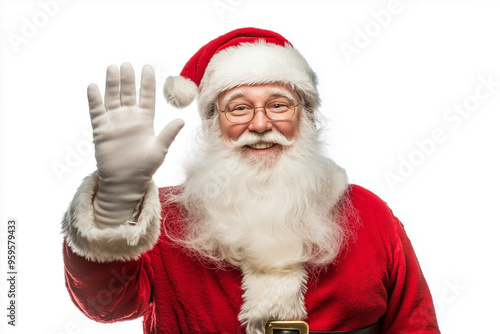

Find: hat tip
<box><xmin>164</xmin><ymin>76</ymin><xmax>197</xmax><ymax>108</ymax></box>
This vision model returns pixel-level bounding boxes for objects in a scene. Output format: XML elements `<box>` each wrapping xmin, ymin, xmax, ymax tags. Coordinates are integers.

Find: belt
<box><xmin>265</xmin><ymin>320</ymin><xmax>381</xmax><ymax>334</ymax></box>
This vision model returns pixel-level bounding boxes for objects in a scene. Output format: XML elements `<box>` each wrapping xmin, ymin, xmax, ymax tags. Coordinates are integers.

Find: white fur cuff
<box><xmin>61</xmin><ymin>171</ymin><xmax>161</xmax><ymax>262</ymax></box>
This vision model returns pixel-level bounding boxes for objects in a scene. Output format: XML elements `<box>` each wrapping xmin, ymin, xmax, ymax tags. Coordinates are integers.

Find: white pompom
<box><xmin>163</xmin><ymin>76</ymin><xmax>197</xmax><ymax>108</ymax></box>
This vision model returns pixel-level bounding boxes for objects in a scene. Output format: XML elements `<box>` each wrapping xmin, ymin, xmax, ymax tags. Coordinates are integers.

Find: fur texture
<box><xmin>163</xmin><ymin>75</ymin><xmax>197</xmax><ymax>108</ymax></box>
<box><xmin>196</xmin><ymin>41</ymin><xmax>319</xmax><ymax>118</ymax></box>
<box><xmin>61</xmin><ymin>171</ymin><xmax>161</xmax><ymax>262</ymax></box>
<box><xmin>239</xmin><ymin>264</ymin><xmax>308</xmax><ymax>334</ymax></box>
<box><xmin>166</xmin><ymin>105</ymin><xmax>348</xmax><ymax>332</ymax></box>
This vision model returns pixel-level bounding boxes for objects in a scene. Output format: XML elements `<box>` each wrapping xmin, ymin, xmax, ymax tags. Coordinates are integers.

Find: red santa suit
<box><xmin>62</xmin><ymin>27</ymin><xmax>440</xmax><ymax>334</ymax></box>
<box><xmin>62</xmin><ymin>172</ymin><xmax>439</xmax><ymax>333</ymax></box>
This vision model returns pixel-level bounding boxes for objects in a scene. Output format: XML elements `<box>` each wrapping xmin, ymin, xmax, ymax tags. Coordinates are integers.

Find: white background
<box><xmin>1</xmin><ymin>0</ymin><xmax>499</xmax><ymax>333</ymax></box>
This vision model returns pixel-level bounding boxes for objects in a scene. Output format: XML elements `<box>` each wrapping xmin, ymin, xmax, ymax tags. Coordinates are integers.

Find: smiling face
<box><xmin>217</xmin><ymin>84</ymin><xmax>301</xmax><ymax>157</ymax></box>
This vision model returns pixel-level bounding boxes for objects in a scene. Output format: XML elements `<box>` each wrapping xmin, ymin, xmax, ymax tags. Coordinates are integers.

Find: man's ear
<box><xmin>206</xmin><ymin>101</ymin><xmax>219</xmax><ymax>119</ymax></box>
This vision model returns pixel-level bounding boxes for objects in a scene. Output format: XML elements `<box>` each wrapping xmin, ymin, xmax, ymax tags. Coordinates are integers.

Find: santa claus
<box><xmin>62</xmin><ymin>28</ymin><xmax>440</xmax><ymax>334</ymax></box>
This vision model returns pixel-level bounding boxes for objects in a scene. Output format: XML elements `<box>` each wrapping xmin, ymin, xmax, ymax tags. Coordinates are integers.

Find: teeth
<box><xmin>249</xmin><ymin>142</ymin><xmax>274</xmax><ymax>150</ymax></box>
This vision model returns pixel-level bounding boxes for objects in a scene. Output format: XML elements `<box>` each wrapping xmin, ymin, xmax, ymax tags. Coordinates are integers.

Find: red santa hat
<box><xmin>163</xmin><ymin>27</ymin><xmax>320</xmax><ymax>118</ymax></box>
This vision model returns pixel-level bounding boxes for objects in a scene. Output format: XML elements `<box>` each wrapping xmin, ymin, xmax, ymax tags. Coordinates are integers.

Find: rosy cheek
<box><xmin>275</xmin><ymin>121</ymin><xmax>298</xmax><ymax>140</ymax></box>
<box><xmin>227</xmin><ymin>125</ymin><xmax>248</xmax><ymax>140</ymax></box>
<box><xmin>220</xmin><ymin>122</ymin><xmax>247</xmax><ymax>141</ymax></box>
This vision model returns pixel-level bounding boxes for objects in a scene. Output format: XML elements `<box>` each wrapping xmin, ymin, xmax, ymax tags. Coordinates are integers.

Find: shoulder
<box><xmin>345</xmin><ymin>184</ymin><xmax>392</xmax><ymax>215</ymax></box>
<box><xmin>343</xmin><ymin>184</ymin><xmax>403</xmax><ymax>236</ymax></box>
<box><xmin>156</xmin><ymin>185</ymin><xmax>186</xmax><ymax>234</ymax></box>
<box><xmin>158</xmin><ymin>186</ymin><xmax>182</xmax><ymax>225</ymax></box>
<box><xmin>158</xmin><ymin>185</ymin><xmax>183</xmax><ymax>199</ymax></box>
<box><xmin>158</xmin><ymin>185</ymin><xmax>184</xmax><ymax>211</ymax></box>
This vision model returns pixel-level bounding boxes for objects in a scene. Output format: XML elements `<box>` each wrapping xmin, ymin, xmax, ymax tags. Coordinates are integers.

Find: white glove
<box><xmin>87</xmin><ymin>63</ymin><xmax>184</xmax><ymax>226</ymax></box>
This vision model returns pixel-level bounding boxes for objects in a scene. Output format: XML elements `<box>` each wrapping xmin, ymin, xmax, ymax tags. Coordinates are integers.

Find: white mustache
<box><xmin>230</xmin><ymin>132</ymin><xmax>295</xmax><ymax>148</ymax></box>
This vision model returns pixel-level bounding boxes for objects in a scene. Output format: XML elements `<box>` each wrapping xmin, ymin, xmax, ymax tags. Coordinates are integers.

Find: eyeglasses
<box><xmin>220</xmin><ymin>99</ymin><xmax>299</xmax><ymax>124</ymax></box>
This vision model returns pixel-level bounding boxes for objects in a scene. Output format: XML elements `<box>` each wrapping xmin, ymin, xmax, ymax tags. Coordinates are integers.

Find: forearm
<box><xmin>61</xmin><ymin>171</ymin><xmax>160</xmax><ymax>323</ymax></box>
<box><xmin>61</xmin><ymin>171</ymin><xmax>161</xmax><ymax>263</ymax></box>
<box><xmin>63</xmin><ymin>240</ymin><xmax>152</xmax><ymax>322</ymax></box>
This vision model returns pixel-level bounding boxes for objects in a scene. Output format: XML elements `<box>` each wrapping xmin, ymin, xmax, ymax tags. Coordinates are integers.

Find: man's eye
<box><xmin>267</xmin><ymin>102</ymin><xmax>290</xmax><ymax>112</ymax></box>
<box><xmin>231</xmin><ymin>105</ymin><xmax>252</xmax><ymax>112</ymax></box>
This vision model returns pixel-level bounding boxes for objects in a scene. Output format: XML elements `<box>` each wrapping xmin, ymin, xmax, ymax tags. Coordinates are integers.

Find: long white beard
<box><xmin>166</xmin><ymin>114</ymin><xmax>349</xmax><ymax>333</ymax></box>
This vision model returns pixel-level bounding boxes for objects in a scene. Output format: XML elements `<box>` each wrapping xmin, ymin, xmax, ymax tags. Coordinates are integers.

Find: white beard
<box><xmin>166</xmin><ymin>114</ymin><xmax>349</xmax><ymax>333</ymax></box>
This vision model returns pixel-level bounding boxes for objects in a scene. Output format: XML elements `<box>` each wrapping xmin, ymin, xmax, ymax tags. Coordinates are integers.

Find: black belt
<box><xmin>265</xmin><ymin>320</ymin><xmax>380</xmax><ymax>334</ymax></box>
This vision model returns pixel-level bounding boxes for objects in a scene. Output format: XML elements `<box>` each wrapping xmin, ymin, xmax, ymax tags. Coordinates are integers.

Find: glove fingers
<box><xmin>139</xmin><ymin>65</ymin><xmax>156</xmax><ymax>113</ymax></box>
<box><xmin>120</xmin><ymin>63</ymin><xmax>137</xmax><ymax>107</ymax></box>
<box><xmin>87</xmin><ymin>83</ymin><xmax>108</xmax><ymax>128</ymax></box>
<box><xmin>105</xmin><ymin>65</ymin><xmax>120</xmax><ymax>110</ymax></box>
<box><xmin>156</xmin><ymin>118</ymin><xmax>185</xmax><ymax>151</ymax></box>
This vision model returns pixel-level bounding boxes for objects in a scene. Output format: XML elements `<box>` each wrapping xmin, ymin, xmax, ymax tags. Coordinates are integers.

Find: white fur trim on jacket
<box><xmin>239</xmin><ymin>265</ymin><xmax>308</xmax><ymax>334</ymax></box>
<box><xmin>61</xmin><ymin>171</ymin><xmax>161</xmax><ymax>263</ymax></box>
<box><xmin>197</xmin><ymin>41</ymin><xmax>319</xmax><ymax>118</ymax></box>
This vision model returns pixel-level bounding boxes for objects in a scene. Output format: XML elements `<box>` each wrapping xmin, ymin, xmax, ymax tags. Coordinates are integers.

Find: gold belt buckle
<box><xmin>265</xmin><ymin>320</ymin><xmax>309</xmax><ymax>334</ymax></box>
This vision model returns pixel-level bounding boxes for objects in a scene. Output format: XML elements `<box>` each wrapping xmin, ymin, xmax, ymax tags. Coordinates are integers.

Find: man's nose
<box><xmin>248</xmin><ymin>107</ymin><xmax>272</xmax><ymax>133</ymax></box>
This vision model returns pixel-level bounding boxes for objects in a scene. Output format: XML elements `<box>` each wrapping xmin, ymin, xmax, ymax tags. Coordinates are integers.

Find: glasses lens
<box><xmin>225</xmin><ymin>103</ymin><xmax>254</xmax><ymax>123</ymax></box>
<box><xmin>265</xmin><ymin>100</ymin><xmax>295</xmax><ymax>120</ymax></box>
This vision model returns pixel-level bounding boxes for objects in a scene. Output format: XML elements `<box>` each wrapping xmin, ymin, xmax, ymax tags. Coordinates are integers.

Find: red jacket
<box><xmin>63</xmin><ymin>184</ymin><xmax>440</xmax><ymax>333</ymax></box>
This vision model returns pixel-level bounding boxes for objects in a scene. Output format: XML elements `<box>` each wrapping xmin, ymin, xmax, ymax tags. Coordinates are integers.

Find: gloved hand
<box><xmin>87</xmin><ymin>63</ymin><xmax>184</xmax><ymax>227</ymax></box>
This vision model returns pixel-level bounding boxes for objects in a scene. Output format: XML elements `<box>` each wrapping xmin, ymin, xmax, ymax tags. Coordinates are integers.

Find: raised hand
<box><xmin>88</xmin><ymin>63</ymin><xmax>184</xmax><ymax>226</ymax></box>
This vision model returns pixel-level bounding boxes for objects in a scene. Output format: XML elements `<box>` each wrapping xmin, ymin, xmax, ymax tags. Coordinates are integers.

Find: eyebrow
<box><xmin>220</xmin><ymin>87</ymin><xmax>297</xmax><ymax>107</ymax></box>
<box><xmin>266</xmin><ymin>87</ymin><xmax>296</xmax><ymax>102</ymax></box>
<box><xmin>220</xmin><ymin>90</ymin><xmax>246</xmax><ymax>107</ymax></box>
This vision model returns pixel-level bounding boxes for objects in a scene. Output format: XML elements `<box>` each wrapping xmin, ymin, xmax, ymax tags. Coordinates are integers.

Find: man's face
<box><xmin>217</xmin><ymin>84</ymin><xmax>300</xmax><ymax>157</ymax></box>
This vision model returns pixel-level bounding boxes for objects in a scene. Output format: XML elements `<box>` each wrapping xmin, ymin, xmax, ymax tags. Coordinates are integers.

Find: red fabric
<box><xmin>63</xmin><ymin>185</ymin><xmax>440</xmax><ymax>333</ymax></box>
<box><xmin>179</xmin><ymin>27</ymin><xmax>291</xmax><ymax>86</ymax></box>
